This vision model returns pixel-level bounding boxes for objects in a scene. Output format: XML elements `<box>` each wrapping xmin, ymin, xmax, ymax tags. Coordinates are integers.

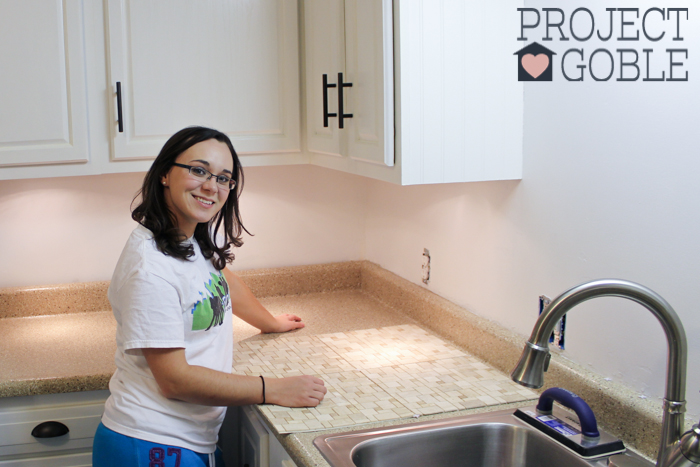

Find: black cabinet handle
<box><xmin>337</xmin><ymin>72</ymin><xmax>353</xmax><ymax>129</ymax></box>
<box><xmin>31</xmin><ymin>421</ymin><xmax>69</xmax><ymax>438</ymax></box>
<box><xmin>116</xmin><ymin>81</ymin><xmax>124</xmax><ymax>133</ymax></box>
<box><xmin>322</xmin><ymin>74</ymin><xmax>337</xmax><ymax>128</ymax></box>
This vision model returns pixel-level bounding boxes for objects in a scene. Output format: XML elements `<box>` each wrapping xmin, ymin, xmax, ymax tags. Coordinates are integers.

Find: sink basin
<box><xmin>352</xmin><ymin>422</ymin><xmax>587</xmax><ymax>467</ymax></box>
<box><xmin>314</xmin><ymin>407</ymin><xmax>653</xmax><ymax>467</ymax></box>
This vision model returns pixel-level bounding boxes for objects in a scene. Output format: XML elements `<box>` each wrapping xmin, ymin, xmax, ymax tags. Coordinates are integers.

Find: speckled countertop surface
<box><xmin>0</xmin><ymin>261</ymin><xmax>663</xmax><ymax>464</ymax></box>
<box><xmin>0</xmin><ymin>287</ymin><xmax>412</xmax><ymax>398</ymax></box>
<box><xmin>0</xmin><ymin>262</ymin><xmax>365</xmax><ymax>397</ymax></box>
<box><xmin>0</xmin><ymin>312</ymin><xmax>116</xmax><ymax>395</ymax></box>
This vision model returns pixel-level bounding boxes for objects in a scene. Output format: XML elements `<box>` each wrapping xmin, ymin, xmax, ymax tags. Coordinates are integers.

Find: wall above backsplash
<box><xmin>0</xmin><ymin>165</ymin><xmax>366</xmax><ymax>289</ymax></box>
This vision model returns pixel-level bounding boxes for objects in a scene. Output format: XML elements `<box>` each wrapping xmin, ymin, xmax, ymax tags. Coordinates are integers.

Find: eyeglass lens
<box><xmin>184</xmin><ymin>165</ymin><xmax>235</xmax><ymax>189</ymax></box>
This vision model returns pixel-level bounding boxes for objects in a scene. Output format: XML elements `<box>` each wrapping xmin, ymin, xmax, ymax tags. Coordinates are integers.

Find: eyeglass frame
<box><xmin>171</xmin><ymin>163</ymin><xmax>237</xmax><ymax>190</ymax></box>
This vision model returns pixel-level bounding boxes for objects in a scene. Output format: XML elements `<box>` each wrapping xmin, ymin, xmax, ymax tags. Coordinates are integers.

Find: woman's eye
<box><xmin>191</xmin><ymin>167</ymin><xmax>208</xmax><ymax>176</ymax></box>
<box><xmin>216</xmin><ymin>175</ymin><xmax>231</xmax><ymax>184</ymax></box>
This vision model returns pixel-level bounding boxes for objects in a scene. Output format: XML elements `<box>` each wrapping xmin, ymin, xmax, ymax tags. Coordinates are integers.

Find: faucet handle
<box><xmin>677</xmin><ymin>424</ymin><xmax>700</xmax><ymax>464</ymax></box>
<box><xmin>659</xmin><ymin>424</ymin><xmax>700</xmax><ymax>467</ymax></box>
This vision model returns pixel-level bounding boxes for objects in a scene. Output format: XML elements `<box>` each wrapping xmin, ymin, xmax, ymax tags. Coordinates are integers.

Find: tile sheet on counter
<box><xmin>233</xmin><ymin>325</ymin><xmax>537</xmax><ymax>433</ymax></box>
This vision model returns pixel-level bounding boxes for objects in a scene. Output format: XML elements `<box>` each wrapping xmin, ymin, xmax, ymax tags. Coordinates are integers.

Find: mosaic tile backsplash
<box><xmin>233</xmin><ymin>325</ymin><xmax>537</xmax><ymax>433</ymax></box>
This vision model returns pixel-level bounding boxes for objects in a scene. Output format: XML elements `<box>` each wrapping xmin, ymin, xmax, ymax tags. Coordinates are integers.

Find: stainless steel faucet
<box><xmin>510</xmin><ymin>279</ymin><xmax>698</xmax><ymax>467</ymax></box>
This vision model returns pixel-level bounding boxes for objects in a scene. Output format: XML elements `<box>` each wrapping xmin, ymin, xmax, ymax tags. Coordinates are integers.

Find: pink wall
<box><xmin>0</xmin><ymin>165</ymin><xmax>366</xmax><ymax>288</ymax></box>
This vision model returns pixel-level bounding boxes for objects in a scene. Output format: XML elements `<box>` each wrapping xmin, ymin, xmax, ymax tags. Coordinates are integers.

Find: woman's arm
<box><xmin>222</xmin><ymin>267</ymin><xmax>304</xmax><ymax>333</ymax></box>
<box><xmin>142</xmin><ymin>347</ymin><xmax>326</xmax><ymax>407</ymax></box>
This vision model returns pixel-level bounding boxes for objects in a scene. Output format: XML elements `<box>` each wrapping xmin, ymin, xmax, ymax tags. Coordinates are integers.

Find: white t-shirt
<box><xmin>102</xmin><ymin>225</ymin><xmax>233</xmax><ymax>453</ymax></box>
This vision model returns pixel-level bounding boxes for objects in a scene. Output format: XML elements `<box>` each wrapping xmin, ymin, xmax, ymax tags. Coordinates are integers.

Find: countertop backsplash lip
<box><xmin>0</xmin><ymin>261</ymin><xmax>364</xmax><ymax>319</ymax></box>
<box><xmin>0</xmin><ymin>259</ymin><xmax>667</xmax><ymax>461</ymax></box>
<box><xmin>236</xmin><ymin>260</ymin><xmax>363</xmax><ymax>298</ymax></box>
<box><xmin>0</xmin><ymin>280</ymin><xmax>111</xmax><ymax>319</ymax></box>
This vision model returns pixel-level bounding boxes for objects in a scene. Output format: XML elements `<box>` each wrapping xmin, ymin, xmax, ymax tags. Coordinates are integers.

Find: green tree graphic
<box><xmin>191</xmin><ymin>273</ymin><xmax>229</xmax><ymax>331</ymax></box>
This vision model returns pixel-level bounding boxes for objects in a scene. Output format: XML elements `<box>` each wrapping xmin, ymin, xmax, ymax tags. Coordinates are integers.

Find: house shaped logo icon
<box><xmin>514</xmin><ymin>42</ymin><xmax>556</xmax><ymax>81</ymax></box>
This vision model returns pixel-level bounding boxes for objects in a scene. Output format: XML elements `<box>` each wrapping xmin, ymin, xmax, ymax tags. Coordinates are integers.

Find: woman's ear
<box><xmin>161</xmin><ymin>175</ymin><xmax>168</xmax><ymax>187</ymax></box>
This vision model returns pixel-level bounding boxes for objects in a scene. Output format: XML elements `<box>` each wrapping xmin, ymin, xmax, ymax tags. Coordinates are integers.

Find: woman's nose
<box><xmin>202</xmin><ymin>175</ymin><xmax>219</xmax><ymax>191</ymax></box>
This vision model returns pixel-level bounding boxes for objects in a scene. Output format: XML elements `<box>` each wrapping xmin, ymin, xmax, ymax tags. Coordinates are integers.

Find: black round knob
<box><xmin>31</xmin><ymin>421</ymin><xmax>69</xmax><ymax>438</ymax></box>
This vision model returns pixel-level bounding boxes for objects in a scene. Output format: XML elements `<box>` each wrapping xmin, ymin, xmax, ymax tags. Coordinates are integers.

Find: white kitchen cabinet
<box><xmin>269</xmin><ymin>431</ymin><xmax>298</xmax><ymax>467</ymax></box>
<box><xmin>219</xmin><ymin>406</ymin><xmax>297</xmax><ymax>467</ymax></box>
<box><xmin>240</xmin><ymin>405</ymin><xmax>269</xmax><ymax>467</ymax></box>
<box><xmin>0</xmin><ymin>390</ymin><xmax>108</xmax><ymax>467</ymax></box>
<box><xmin>0</xmin><ymin>0</ymin><xmax>90</xmax><ymax>172</ymax></box>
<box><xmin>304</xmin><ymin>0</ymin><xmax>524</xmax><ymax>185</ymax></box>
<box><xmin>304</xmin><ymin>0</ymin><xmax>395</xmax><ymax>170</ymax></box>
<box><xmin>395</xmin><ymin>0</ymin><xmax>524</xmax><ymax>184</ymax></box>
<box><xmin>0</xmin><ymin>0</ymin><xmax>305</xmax><ymax>180</ymax></box>
<box><xmin>105</xmin><ymin>0</ymin><xmax>304</xmax><ymax>169</ymax></box>
<box><xmin>2</xmin><ymin>0</ymin><xmax>523</xmax><ymax>186</ymax></box>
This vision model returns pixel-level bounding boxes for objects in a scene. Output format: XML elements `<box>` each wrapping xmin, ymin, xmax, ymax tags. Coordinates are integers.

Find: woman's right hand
<box><xmin>265</xmin><ymin>375</ymin><xmax>327</xmax><ymax>407</ymax></box>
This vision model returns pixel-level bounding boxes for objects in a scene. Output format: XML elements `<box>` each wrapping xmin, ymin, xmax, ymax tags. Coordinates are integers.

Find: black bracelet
<box><xmin>259</xmin><ymin>375</ymin><xmax>266</xmax><ymax>405</ymax></box>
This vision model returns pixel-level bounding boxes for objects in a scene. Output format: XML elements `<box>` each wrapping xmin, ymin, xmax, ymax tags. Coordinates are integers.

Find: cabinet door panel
<box><xmin>304</xmin><ymin>0</ymin><xmax>345</xmax><ymax>158</ymax></box>
<box><xmin>397</xmin><ymin>0</ymin><xmax>523</xmax><ymax>184</ymax></box>
<box><xmin>344</xmin><ymin>0</ymin><xmax>393</xmax><ymax>167</ymax></box>
<box><xmin>0</xmin><ymin>0</ymin><xmax>89</xmax><ymax>167</ymax></box>
<box><xmin>107</xmin><ymin>0</ymin><xmax>300</xmax><ymax>161</ymax></box>
<box><xmin>0</xmin><ymin>391</ymin><xmax>108</xmax><ymax>464</ymax></box>
<box><xmin>0</xmin><ymin>402</ymin><xmax>104</xmax><ymax>453</ymax></box>
<box><xmin>240</xmin><ymin>405</ymin><xmax>269</xmax><ymax>467</ymax></box>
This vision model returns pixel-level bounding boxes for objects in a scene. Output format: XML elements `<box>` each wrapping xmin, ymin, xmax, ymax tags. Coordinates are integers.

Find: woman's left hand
<box><xmin>269</xmin><ymin>314</ymin><xmax>305</xmax><ymax>333</ymax></box>
<box><xmin>222</xmin><ymin>268</ymin><xmax>306</xmax><ymax>334</ymax></box>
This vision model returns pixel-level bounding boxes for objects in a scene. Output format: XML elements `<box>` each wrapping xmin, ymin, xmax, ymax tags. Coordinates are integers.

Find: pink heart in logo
<box><xmin>521</xmin><ymin>54</ymin><xmax>549</xmax><ymax>79</ymax></box>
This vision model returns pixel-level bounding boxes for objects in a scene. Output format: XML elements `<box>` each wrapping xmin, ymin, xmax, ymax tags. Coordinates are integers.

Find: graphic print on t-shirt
<box><xmin>191</xmin><ymin>272</ymin><xmax>229</xmax><ymax>331</ymax></box>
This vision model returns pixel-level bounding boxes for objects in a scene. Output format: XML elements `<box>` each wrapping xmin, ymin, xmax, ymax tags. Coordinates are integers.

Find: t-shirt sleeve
<box><xmin>113</xmin><ymin>270</ymin><xmax>186</xmax><ymax>353</ymax></box>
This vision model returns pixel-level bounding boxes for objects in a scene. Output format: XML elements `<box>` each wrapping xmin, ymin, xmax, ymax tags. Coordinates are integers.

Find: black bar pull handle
<box><xmin>116</xmin><ymin>81</ymin><xmax>124</xmax><ymax>133</ymax></box>
<box><xmin>323</xmin><ymin>74</ymin><xmax>337</xmax><ymax>128</ymax></box>
<box><xmin>337</xmin><ymin>72</ymin><xmax>353</xmax><ymax>129</ymax></box>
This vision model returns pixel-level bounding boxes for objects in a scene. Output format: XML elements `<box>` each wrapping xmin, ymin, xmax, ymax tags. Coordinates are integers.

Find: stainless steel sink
<box><xmin>314</xmin><ymin>407</ymin><xmax>653</xmax><ymax>467</ymax></box>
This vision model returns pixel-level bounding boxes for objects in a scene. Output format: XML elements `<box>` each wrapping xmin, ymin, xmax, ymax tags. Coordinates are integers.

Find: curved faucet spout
<box><xmin>510</xmin><ymin>279</ymin><xmax>688</xmax><ymax>467</ymax></box>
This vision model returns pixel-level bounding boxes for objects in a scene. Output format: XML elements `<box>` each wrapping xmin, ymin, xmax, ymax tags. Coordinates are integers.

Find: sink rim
<box><xmin>313</xmin><ymin>406</ymin><xmax>652</xmax><ymax>467</ymax></box>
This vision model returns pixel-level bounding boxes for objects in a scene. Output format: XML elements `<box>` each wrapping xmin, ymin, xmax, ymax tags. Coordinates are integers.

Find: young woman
<box><xmin>93</xmin><ymin>127</ymin><xmax>326</xmax><ymax>467</ymax></box>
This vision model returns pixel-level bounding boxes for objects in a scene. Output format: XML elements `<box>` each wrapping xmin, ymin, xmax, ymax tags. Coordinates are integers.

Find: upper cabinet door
<box><xmin>397</xmin><ymin>0</ymin><xmax>523</xmax><ymax>184</ymax></box>
<box><xmin>343</xmin><ymin>0</ymin><xmax>394</xmax><ymax>167</ymax></box>
<box><xmin>304</xmin><ymin>0</ymin><xmax>523</xmax><ymax>185</ymax></box>
<box><xmin>304</xmin><ymin>0</ymin><xmax>345</xmax><ymax>158</ymax></box>
<box><xmin>0</xmin><ymin>0</ymin><xmax>89</xmax><ymax>168</ymax></box>
<box><xmin>304</xmin><ymin>0</ymin><xmax>393</xmax><ymax>168</ymax></box>
<box><xmin>106</xmin><ymin>0</ymin><xmax>300</xmax><ymax>162</ymax></box>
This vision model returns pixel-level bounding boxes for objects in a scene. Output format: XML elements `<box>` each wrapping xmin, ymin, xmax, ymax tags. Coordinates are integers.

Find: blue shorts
<box><xmin>93</xmin><ymin>423</ymin><xmax>225</xmax><ymax>467</ymax></box>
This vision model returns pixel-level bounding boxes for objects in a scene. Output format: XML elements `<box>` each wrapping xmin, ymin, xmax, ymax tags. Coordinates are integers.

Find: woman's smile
<box><xmin>193</xmin><ymin>195</ymin><xmax>215</xmax><ymax>206</ymax></box>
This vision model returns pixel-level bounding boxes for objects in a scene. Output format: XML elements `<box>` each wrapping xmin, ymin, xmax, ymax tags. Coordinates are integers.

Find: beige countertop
<box><xmin>0</xmin><ymin>261</ymin><xmax>664</xmax><ymax>464</ymax></box>
<box><xmin>0</xmin><ymin>289</ymin><xmax>413</xmax><ymax>397</ymax></box>
<box><xmin>0</xmin><ymin>311</ymin><xmax>116</xmax><ymax>394</ymax></box>
<box><xmin>0</xmin><ymin>288</ymin><xmax>535</xmax><ymax>467</ymax></box>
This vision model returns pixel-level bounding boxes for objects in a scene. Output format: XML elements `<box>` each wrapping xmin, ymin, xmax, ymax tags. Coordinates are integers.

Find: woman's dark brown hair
<box><xmin>131</xmin><ymin>126</ymin><xmax>250</xmax><ymax>270</ymax></box>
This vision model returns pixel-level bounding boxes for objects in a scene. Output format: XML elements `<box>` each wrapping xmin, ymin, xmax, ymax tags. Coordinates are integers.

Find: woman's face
<box><xmin>161</xmin><ymin>139</ymin><xmax>234</xmax><ymax>238</ymax></box>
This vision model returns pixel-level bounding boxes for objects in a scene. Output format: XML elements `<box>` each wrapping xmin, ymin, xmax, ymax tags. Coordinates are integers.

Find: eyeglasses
<box><xmin>172</xmin><ymin>163</ymin><xmax>236</xmax><ymax>190</ymax></box>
